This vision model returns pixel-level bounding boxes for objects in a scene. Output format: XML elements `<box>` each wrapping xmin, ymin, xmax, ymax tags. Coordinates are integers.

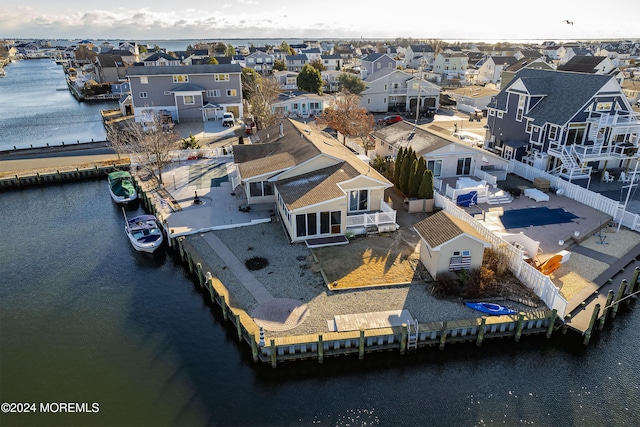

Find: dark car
<box><xmin>379</xmin><ymin>115</ymin><xmax>402</xmax><ymax>125</ymax></box>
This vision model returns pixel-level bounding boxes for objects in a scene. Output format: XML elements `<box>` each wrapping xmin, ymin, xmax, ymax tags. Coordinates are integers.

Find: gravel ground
<box><xmin>186</xmin><ymin>222</ymin><xmax>639</xmax><ymax>338</ymax></box>
<box><xmin>186</xmin><ymin>222</ymin><xmax>491</xmax><ymax>338</ymax></box>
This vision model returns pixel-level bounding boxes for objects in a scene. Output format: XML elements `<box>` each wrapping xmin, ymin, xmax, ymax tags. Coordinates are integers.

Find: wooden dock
<box><xmin>564</xmin><ymin>242</ymin><xmax>640</xmax><ymax>335</ymax></box>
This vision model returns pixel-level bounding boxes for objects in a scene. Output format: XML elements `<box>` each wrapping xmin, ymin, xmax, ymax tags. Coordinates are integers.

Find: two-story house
<box><xmin>320</xmin><ymin>54</ymin><xmax>342</xmax><ymax>71</ymax></box>
<box><xmin>360</xmin><ymin>53</ymin><xmax>397</xmax><ymax>79</ymax></box>
<box><xmin>245</xmin><ymin>50</ymin><xmax>274</xmax><ymax>74</ymax></box>
<box><xmin>273</xmin><ymin>70</ymin><xmax>299</xmax><ymax>90</ymax></box>
<box><xmin>126</xmin><ymin>64</ymin><xmax>243</xmax><ymax>123</ymax></box>
<box><xmin>233</xmin><ymin>119</ymin><xmax>397</xmax><ymax>245</ymax></box>
<box><xmin>360</xmin><ymin>68</ymin><xmax>440</xmax><ymax>114</ymax></box>
<box><xmin>476</xmin><ymin>56</ymin><xmax>518</xmax><ymax>84</ymax></box>
<box><xmin>92</xmin><ymin>54</ymin><xmax>128</xmax><ymax>83</ymax></box>
<box><xmin>433</xmin><ymin>52</ymin><xmax>469</xmax><ymax>80</ymax></box>
<box><xmin>486</xmin><ymin>68</ymin><xmax>640</xmax><ymax>183</ymax></box>
<box><xmin>405</xmin><ymin>44</ymin><xmax>435</xmax><ymax>69</ymax></box>
<box><xmin>143</xmin><ymin>52</ymin><xmax>181</xmax><ymax>66</ymax></box>
<box><xmin>286</xmin><ymin>54</ymin><xmax>309</xmax><ymax>72</ymax></box>
<box><xmin>321</xmin><ymin>70</ymin><xmax>342</xmax><ymax>93</ymax></box>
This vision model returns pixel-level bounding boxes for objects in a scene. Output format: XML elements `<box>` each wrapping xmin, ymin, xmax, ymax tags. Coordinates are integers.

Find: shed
<box><xmin>414</xmin><ymin>211</ymin><xmax>491</xmax><ymax>279</ymax></box>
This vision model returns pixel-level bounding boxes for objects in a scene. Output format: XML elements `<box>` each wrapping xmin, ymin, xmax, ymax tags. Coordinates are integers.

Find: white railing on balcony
<box><xmin>346</xmin><ymin>200</ymin><xmax>396</xmax><ymax>228</ymax></box>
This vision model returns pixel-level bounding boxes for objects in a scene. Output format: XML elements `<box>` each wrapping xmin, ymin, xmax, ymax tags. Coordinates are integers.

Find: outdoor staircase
<box><xmin>549</xmin><ymin>146</ymin><xmax>592</xmax><ymax>182</ymax></box>
<box><xmin>486</xmin><ymin>189</ymin><xmax>513</xmax><ymax>205</ymax></box>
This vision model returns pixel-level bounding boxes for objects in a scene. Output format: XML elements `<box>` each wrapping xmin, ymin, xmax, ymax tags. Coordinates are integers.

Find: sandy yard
<box><xmin>551</xmin><ymin>228</ymin><xmax>639</xmax><ymax>300</ymax></box>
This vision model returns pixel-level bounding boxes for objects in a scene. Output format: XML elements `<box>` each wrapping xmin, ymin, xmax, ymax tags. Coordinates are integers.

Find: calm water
<box><xmin>0</xmin><ymin>180</ymin><xmax>639</xmax><ymax>426</ymax></box>
<box><xmin>0</xmin><ymin>59</ymin><xmax>116</xmax><ymax>150</ymax></box>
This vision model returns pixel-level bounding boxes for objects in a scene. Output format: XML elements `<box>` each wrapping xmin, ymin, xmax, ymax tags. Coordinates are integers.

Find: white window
<box><xmin>497</xmin><ymin>111</ymin><xmax>503</xmax><ymax>118</ymax></box>
<box><xmin>206</xmin><ymin>89</ymin><xmax>220</xmax><ymax>97</ymax></box>
<box><xmin>140</xmin><ymin>76</ymin><xmax>148</xmax><ymax>84</ymax></box>
<box><xmin>427</xmin><ymin>159</ymin><xmax>442</xmax><ymax>177</ymax></box>
<box><xmin>139</xmin><ymin>92</ymin><xmax>148</xmax><ymax>98</ymax></box>
<box><xmin>183</xmin><ymin>95</ymin><xmax>194</xmax><ymax>105</ymax></box>
<box><xmin>215</xmin><ymin>74</ymin><xmax>230</xmax><ymax>81</ymax></box>
<box><xmin>516</xmin><ymin>95</ymin><xmax>525</xmax><ymax>122</ymax></box>
<box><xmin>549</xmin><ymin>125</ymin><xmax>558</xmax><ymax>140</ymax></box>
<box><xmin>226</xmin><ymin>89</ymin><xmax>237</xmax><ymax>97</ymax></box>
<box><xmin>172</xmin><ymin>75</ymin><xmax>188</xmax><ymax>83</ymax></box>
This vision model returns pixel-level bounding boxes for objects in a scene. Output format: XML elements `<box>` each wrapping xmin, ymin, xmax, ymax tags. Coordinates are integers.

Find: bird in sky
<box><xmin>563</xmin><ymin>20</ymin><xmax>574</xmax><ymax>25</ymax></box>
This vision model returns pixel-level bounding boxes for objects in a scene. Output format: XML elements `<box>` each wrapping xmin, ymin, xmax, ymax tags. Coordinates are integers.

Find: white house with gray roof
<box><xmin>126</xmin><ymin>64</ymin><xmax>243</xmax><ymax>123</ymax></box>
<box><xmin>360</xmin><ymin>68</ymin><xmax>441</xmax><ymax>114</ymax></box>
<box><xmin>232</xmin><ymin>119</ymin><xmax>396</xmax><ymax>244</ymax></box>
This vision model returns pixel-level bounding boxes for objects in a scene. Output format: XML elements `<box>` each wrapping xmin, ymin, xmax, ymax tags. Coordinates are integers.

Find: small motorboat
<box><xmin>108</xmin><ymin>171</ymin><xmax>137</xmax><ymax>204</ymax></box>
<box><xmin>123</xmin><ymin>210</ymin><xmax>164</xmax><ymax>253</ymax></box>
<box><xmin>465</xmin><ymin>302</ymin><xmax>517</xmax><ymax>316</ymax></box>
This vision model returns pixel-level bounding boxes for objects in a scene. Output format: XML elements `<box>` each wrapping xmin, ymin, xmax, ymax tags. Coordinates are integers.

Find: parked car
<box><xmin>379</xmin><ymin>115</ymin><xmax>402</xmax><ymax>125</ymax></box>
<box><xmin>222</xmin><ymin>112</ymin><xmax>235</xmax><ymax>127</ymax></box>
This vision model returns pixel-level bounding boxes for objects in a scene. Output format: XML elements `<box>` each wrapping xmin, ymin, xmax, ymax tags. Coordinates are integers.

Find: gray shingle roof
<box><xmin>488</xmin><ymin>68</ymin><xmax>614</xmax><ymax>126</ymax></box>
<box><xmin>414</xmin><ymin>211</ymin><xmax>488</xmax><ymax>249</ymax></box>
<box><xmin>371</xmin><ymin>121</ymin><xmax>452</xmax><ymax>157</ymax></box>
<box><xmin>126</xmin><ymin>63</ymin><xmax>242</xmax><ymax>76</ymax></box>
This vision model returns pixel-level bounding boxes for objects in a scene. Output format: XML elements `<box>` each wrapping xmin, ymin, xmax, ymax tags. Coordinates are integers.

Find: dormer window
<box><xmin>516</xmin><ymin>95</ymin><xmax>526</xmax><ymax>122</ymax></box>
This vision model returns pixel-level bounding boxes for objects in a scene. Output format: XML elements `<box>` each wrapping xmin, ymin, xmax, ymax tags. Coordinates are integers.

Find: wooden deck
<box><xmin>564</xmin><ymin>242</ymin><xmax>640</xmax><ymax>334</ymax></box>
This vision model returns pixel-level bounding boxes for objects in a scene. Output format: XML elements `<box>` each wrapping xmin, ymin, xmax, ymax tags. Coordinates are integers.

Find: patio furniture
<box><xmin>524</xmin><ymin>188</ymin><xmax>550</xmax><ymax>202</ymax></box>
<box><xmin>603</xmin><ymin>171</ymin><xmax>614</xmax><ymax>182</ymax></box>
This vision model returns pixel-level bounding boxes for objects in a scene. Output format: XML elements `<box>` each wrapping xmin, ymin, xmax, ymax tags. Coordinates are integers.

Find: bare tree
<box><xmin>243</xmin><ymin>75</ymin><xmax>283</xmax><ymax>130</ymax></box>
<box><xmin>316</xmin><ymin>92</ymin><xmax>374</xmax><ymax>149</ymax></box>
<box><xmin>105</xmin><ymin>111</ymin><xmax>181</xmax><ymax>185</ymax></box>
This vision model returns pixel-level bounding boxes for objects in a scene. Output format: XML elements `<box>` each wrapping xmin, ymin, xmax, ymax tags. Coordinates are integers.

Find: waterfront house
<box><xmin>414</xmin><ymin>211</ymin><xmax>491</xmax><ymax>280</ymax></box>
<box><xmin>360</xmin><ymin>69</ymin><xmax>440</xmax><ymax>113</ymax></box>
<box><xmin>92</xmin><ymin>54</ymin><xmax>127</xmax><ymax>83</ymax></box>
<box><xmin>486</xmin><ymin>68</ymin><xmax>640</xmax><ymax>183</ymax></box>
<box><xmin>126</xmin><ymin>64</ymin><xmax>243</xmax><ymax>123</ymax></box>
<box><xmin>232</xmin><ymin>119</ymin><xmax>396</xmax><ymax>244</ymax></box>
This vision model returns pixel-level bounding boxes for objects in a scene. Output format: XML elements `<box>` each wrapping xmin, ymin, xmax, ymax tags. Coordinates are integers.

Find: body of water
<box><xmin>0</xmin><ymin>180</ymin><xmax>639</xmax><ymax>426</ymax></box>
<box><xmin>0</xmin><ymin>59</ymin><xmax>116</xmax><ymax>150</ymax></box>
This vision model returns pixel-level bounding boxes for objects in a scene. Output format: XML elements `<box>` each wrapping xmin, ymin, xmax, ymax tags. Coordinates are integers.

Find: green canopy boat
<box><xmin>108</xmin><ymin>171</ymin><xmax>137</xmax><ymax>204</ymax></box>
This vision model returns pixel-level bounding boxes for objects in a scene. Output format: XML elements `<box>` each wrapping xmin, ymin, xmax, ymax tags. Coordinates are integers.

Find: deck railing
<box><xmin>346</xmin><ymin>200</ymin><xmax>396</xmax><ymax>228</ymax></box>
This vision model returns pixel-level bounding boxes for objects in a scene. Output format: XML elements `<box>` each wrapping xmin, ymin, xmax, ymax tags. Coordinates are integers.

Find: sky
<box><xmin>1</xmin><ymin>0</ymin><xmax>639</xmax><ymax>42</ymax></box>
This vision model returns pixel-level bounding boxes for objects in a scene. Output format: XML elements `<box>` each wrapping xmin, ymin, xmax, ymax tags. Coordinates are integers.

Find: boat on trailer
<box><xmin>465</xmin><ymin>302</ymin><xmax>517</xmax><ymax>316</ymax></box>
<box><xmin>108</xmin><ymin>171</ymin><xmax>137</xmax><ymax>204</ymax></box>
<box><xmin>123</xmin><ymin>209</ymin><xmax>164</xmax><ymax>253</ymax></box>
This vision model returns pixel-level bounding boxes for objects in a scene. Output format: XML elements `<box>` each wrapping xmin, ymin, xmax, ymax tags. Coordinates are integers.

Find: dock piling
<box><xmin>359</xmin><ymin>330</ymin><xmax>365</xmax><ymax>360</ymax></box>
<box><xmin>611</xmin><ymin>279</ymin><xmax>628</xmax><ymax>319</ymax></box>
<box><xmin>515</xmin><ymin>312</ymin><xmax>525</xmax><ymax>342</ymax></box>
<box><xmin>400</xmin><ymin>323</ymin><xmax>408</xmax><ymax>355</ymax></box>
<box><xmin>546</xmin><ymin>309</ymin><xmax>557</xmax><ymax>338</ymax></box>
<box><xmin>583</xmin><ymin>304</ymin><xmax>601</xmax><ymax>345</ymax></box>
<box><xmin>476</xmin><ymin>316</ymin><xmax>487</xmax><ymax>346</ymax></box>
<box><xmin>439</xmin><ymin>322</ymin><xmax>448</xmax><ymax>350</ymax></box>
<box><xmin>599</xmin><ymin>291</ymin><xmax>615</xmax><ymax>331</ymax></box>
<box><xmin>317</xmin><ymin>335</ymin><xmax>324</xmax><ymax>364</ymax></box>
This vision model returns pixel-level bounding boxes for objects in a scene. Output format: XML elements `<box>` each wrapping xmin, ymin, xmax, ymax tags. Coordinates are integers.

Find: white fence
<box><xmin>346</xmin><ymin>200</ymin><xmax>397</xmax><ymax>228</ymax></box>
<box><xmin>434</xmin><ymin>192</ymin><xmax>568</xmax><ymax>317</ymax></box>
<box><xmin>508</xmin><ymin>160</ymin><xmax>640</xmax><ymax>232</ymax></box>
